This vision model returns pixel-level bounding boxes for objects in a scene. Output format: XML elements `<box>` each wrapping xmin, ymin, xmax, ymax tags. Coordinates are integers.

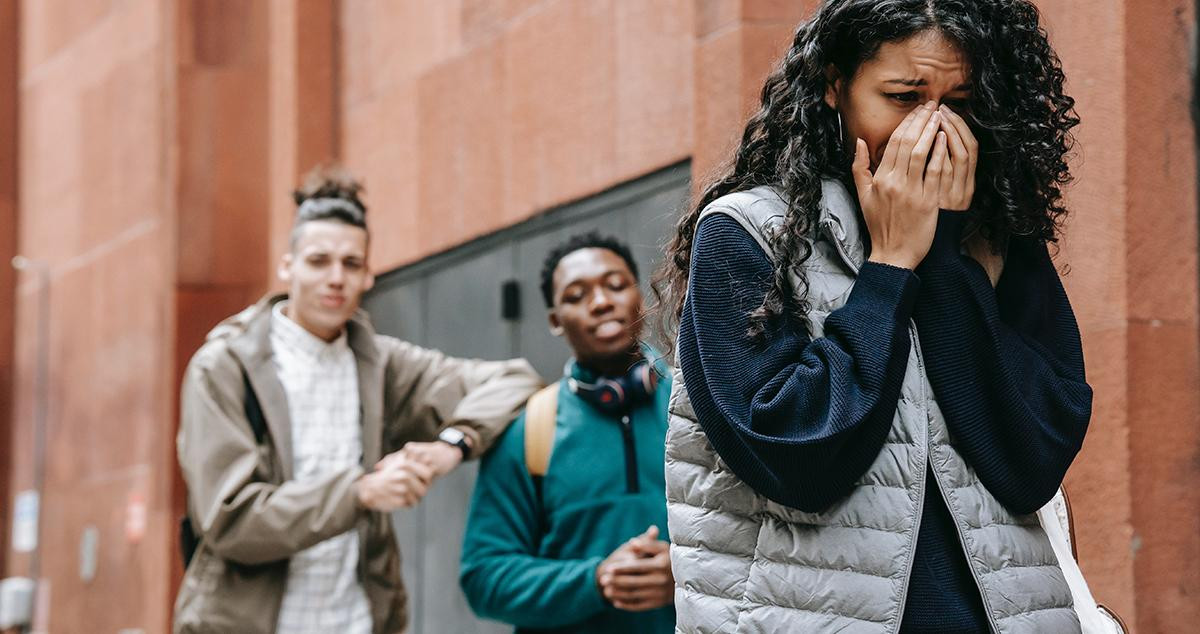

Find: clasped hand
<box><xmin>596</xmin><ymin>525</ymin><xmax>675</xmax><ymax>612</ymax></box>
<box><xmin>355</xmin><ymin>440</ymin><xmax>463</xmax><ymax>512</ymax></box>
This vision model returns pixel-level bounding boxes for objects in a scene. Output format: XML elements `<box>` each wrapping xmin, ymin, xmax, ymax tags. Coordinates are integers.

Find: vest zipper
<box><xmin>829</xmin><ymin>209</ymin><xmax>997</xmax><ymax>630</ymax></box>
<box><xmin>927</xmin><ymin>455</ymin><xmax>1001</xmax><ymax>633</ymax></box>
<box><xmin>889</xmin><ymin>326</ymin><xmax>927</xmax><ymax>633</ymax></box>
<box><xmin>619</xmin><ymin>414</ymin><xmax>639</xmax><ymax>494</ymax></box>
<box><xmin>906</xmin><ymin>327</ymin><xmax>1001</xmax><ymax>634</ymax></box>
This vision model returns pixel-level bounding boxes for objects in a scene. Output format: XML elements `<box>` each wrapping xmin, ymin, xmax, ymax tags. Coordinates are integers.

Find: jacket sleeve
<box><xmin>458</xmin><ymin>414</ymin><xmax>609</xmax><ymax>627</ymax></box>
<box><xmin>177</xmin><ymin>350</ymin><xmax>363</xmax><ymax>565</ymax></box>
<box><xmin>383</xmin><ymin>338</ymin><xmax>543</xmax><ymax>455</ymax></box>
<box><xmin>913</xmin><ymin>211</ymin><xmax>1092</xmax><ymax>513</ymax></box>
<box><xmin>677</xmin><ymin>214</ymin><xmax>920</xmax><ymax>512</ymax></box>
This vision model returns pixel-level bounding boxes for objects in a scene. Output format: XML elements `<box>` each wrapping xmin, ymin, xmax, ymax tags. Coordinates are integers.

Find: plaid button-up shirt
<box><xmin>271</xmin><ymin>302</ymin><xmax>372</xmax><ymax>634</ymax></box>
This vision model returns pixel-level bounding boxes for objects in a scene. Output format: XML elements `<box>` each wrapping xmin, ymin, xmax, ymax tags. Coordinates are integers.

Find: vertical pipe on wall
<box><xmin>9</xmin><ymin>257</ymin><xmax>48</xmax><ymax>634</ymax></box>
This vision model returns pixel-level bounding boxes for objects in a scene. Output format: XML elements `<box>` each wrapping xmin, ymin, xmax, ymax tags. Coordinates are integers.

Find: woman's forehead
<box><xmin>863</xmin><ymin>32</ymin><xmax>970</xmax><ymax>87</ymax></box>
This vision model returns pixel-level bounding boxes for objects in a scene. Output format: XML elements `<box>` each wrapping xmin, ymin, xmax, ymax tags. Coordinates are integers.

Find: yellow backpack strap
<box><xmin>524</xmin><ymin>383</ymin><xmax>559</xmax><ymax>477</ymax></box>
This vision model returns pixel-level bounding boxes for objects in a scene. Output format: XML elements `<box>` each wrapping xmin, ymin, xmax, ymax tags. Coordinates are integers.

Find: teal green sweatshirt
<box><xmin>459</xmin><ymin>357</ymin><xmax>674</xmax><ymax>633</ymax></box>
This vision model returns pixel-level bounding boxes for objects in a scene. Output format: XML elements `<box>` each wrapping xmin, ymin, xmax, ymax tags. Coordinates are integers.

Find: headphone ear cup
<box><xmin>627</xmin><ymin>360</ymin><xmax>656</xmax><ymax>402</ymax></box>
<box><xmin>595</xmin><ymin>379</ymin><xmax>625</xmax><ymax>410</ymax></box>
<box><xmin>572</xmin><ymin>376</ymin><xmax>625</xmax><ymax>413</ymax></box>
<box><xmin>640</xmin><ymin>362</ymin><xmax>656</xmax><ymax>394</ymax></box>
<box><xmin>569</xmin><ymin>360</ymin><xmax>656</xmax><ymax>414</ymax></box>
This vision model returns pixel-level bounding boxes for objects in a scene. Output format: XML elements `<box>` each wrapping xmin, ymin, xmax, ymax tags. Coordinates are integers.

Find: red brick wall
<box><xmin>1116</xmin><ymin>1</ymin><xmax>1200</xmax><ymax>627</ymax></box>
<box><xmin>4</xmin><ymin>1</ymin><xmax>180</xmax><ymax>631</ymax></box>
<box><xmin>0</xmin><ymin>1</ymin><xmax>1195</xmax><ymax>632</ymax></box>
<box><xmin>0</xmin><ymin>0</ymin><xmax>18</xmax><ymax>579</ymax></box>
<box><xmin>336</xmin><ymin>0</ymin><xmax>695</xmax><ymax>272</ymax></box>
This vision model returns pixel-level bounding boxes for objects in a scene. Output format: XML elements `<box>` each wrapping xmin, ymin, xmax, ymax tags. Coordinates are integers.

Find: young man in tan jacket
<box><xmin>173</xmin><ymin>168</ymin><xmax>540</xmax><ymax>634</ymax></box>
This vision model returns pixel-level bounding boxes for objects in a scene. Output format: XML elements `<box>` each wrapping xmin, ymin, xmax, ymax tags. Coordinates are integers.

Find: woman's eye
<box><xmin>886</xmin><ymin>92</ymin><xmax>920</xmax><ymax>103</ymax></box>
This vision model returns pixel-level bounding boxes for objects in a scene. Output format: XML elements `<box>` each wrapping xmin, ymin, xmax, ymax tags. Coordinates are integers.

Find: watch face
<box><xmin>440</xmin><ymin>428</ymin><xmax>464</xmax><ymax>444</ymax></box>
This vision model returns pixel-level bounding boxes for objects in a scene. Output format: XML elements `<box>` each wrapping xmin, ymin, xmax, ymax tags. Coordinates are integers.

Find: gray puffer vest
<box><xmin>666</xmin><ymin>181</ymin><xmax>1079</xmax><ymax>633</ymax></box>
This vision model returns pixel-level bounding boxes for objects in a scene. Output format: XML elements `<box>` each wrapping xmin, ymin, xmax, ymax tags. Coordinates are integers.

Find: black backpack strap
<box><xmin>182</xmin><ymin>369</ymin><xmax>268</xmax><ymax>569</ymax></box>
<box><xmin>242</xmin><ymin>371</ymin><xmax>267</xmax><ymax>445</ymax></box>
<box><xmin>179</xmin><ymin>516</ymin><xmax>199</xmax><ymax>568</ymax></box>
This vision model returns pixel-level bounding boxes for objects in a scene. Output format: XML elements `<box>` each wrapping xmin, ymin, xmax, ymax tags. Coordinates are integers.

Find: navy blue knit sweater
<box><xmin>677</xmin><ymin>211</ymin><xmax>1091</xmax><ymax>632</ymax></box>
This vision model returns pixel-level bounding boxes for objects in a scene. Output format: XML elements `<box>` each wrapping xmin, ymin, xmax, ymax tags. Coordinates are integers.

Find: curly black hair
<box><xmin>290</xmin><ymin>165</ymin><xmax>369</xmax><ymax>247</ymax></box>
<box><xmin>540</xmin><ymin>232</ymin><xmax>640</xmax><ymax>308</ymax></box>
<box><xmin>653</xmin><ymin>0</ymin><xmax>1079</xmax><ymax>341</ymax></box>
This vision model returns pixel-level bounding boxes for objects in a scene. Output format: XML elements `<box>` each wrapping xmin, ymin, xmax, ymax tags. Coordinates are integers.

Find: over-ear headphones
<box><xmin>566</xmin><ymin>358</ymin><xmax>658</xmax><ymax>415</ymax></box>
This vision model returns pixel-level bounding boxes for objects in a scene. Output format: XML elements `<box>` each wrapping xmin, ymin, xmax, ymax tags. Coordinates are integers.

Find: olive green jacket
<box><xmin>173</xmin><ymin>294</ymin><xmax>540</xmax><ymax>633</ymax></box>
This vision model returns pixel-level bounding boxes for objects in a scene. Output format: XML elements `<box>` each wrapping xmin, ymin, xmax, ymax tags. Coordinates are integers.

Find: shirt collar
<box><xmin>271</xmin><ymin>301</ymin><xmax>350</xmax><ymax>360</ymax></box>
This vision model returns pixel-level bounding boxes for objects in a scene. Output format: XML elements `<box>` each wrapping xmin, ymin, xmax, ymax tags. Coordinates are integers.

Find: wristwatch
<box><xmin>438</xmin><ymin>427</ymin><xmax>471</xmax><ymax>460</ymax></box>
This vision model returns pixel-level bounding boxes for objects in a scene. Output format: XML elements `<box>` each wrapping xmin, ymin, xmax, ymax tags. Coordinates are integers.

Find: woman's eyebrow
<box><xmin>884</xmin><ymin>77</ymin><xmax>972</xmax><ymax>90</ymax></box>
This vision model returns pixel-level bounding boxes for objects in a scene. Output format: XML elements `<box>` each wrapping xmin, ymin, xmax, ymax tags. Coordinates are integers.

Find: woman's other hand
<box><xmin>852</xmin><ymin>100</ymin><xmax>948</xmax><ymax>270</ymax></box>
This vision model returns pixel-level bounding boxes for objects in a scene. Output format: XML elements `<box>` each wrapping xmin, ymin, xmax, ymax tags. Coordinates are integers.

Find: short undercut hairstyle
<box><xmin>540</xmin><ymin>231</ymin><xmax>640</xmax><ymax>308</ymax></box>
<box><xmin>290</xmin><ymin>165</ymin><xmax>369</xmax><ymax>249</ymax></box>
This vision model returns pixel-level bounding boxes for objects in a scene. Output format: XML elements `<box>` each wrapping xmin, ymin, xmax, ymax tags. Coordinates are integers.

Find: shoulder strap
<box><xmin>242</xmin><ymin>371</ymin><xmax>268</xmax><ymax>445</ymax></box>
<box><xmin>524</xmin><ymin>383</ymin><xmax>559</xmax><ymax>477</ymax></box>
<box><xmin>1059</xmin><ymin>485</ymin><xmax>1079</xmax><ymax>561</ymax></box>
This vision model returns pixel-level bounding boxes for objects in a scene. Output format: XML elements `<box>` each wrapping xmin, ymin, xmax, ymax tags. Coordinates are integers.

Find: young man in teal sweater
<box><xmin>460</xmin><ymin>233</ymin><xmax>675</xmax><ymax>633</ymax></box>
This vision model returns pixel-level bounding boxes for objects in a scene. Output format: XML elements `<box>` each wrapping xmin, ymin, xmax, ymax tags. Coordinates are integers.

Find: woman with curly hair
<box><xmin>657</xmin><ymin>1</ymin><xmax>1091</xmax><ymax>632</ymax></box>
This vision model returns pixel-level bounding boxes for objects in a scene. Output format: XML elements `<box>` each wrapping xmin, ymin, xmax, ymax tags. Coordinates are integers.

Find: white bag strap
<box><xmin>1038</xmin><ymin>487</ymin><xmax>1128</xmax><ymax>633</ymax></box>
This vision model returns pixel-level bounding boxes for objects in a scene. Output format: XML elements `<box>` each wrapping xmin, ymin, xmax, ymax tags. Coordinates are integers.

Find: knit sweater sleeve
<box><xmin>913</xmin><ymin>211</ymin><xmax>1093</xmax><ymax>514</ymax></box>
<box><xmin>677</xmin><ymin>213</ymin><xmax>920</xmax><ymax>512</ymax></box>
